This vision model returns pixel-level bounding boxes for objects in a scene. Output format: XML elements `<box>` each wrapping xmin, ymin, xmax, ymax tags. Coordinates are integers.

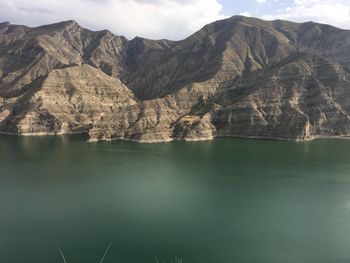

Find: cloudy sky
<box><xmin>0</xmin><ymin>0</ymin><xmax>349</xmax><ymax>40</ymax></box>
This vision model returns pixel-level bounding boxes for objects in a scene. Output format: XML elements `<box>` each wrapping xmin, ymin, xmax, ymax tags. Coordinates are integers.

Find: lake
<box><xmin>1</xmin><ymin>135</ymin><xmax>350</xmax><ymax>263</ymax></box>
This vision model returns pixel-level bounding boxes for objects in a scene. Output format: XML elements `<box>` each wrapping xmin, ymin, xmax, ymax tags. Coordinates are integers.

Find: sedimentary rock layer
<box><xmin>0</xmin><ymin>16</ymin><xmax>350</xmax><ymax>142</ymax></box>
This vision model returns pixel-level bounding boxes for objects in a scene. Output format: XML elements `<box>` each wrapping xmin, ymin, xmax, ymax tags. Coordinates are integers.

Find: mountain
<box><xmin>1</xmin><ymin>16</ymin><xmax>350</xmax><ymax>142</ymax></box>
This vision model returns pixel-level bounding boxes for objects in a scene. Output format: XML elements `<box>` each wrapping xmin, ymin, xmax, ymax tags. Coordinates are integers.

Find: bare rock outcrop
<box><xmin>1</xmin><ymin>16</ymin><xmax>350</xmax><ymax>142</ymax></box>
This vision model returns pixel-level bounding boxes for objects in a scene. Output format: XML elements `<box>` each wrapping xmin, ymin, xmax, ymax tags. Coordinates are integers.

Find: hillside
<box><xmin>1</xmin><ymin>16</ymin><xmax>350</xmax><ymax>142</ymax></box>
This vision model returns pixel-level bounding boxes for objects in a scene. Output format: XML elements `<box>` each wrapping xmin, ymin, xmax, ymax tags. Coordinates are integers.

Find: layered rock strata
<box><xmin>1</xmin><ymin>17</ymin><xmax>350</xmax><ymax>142</ymax></box>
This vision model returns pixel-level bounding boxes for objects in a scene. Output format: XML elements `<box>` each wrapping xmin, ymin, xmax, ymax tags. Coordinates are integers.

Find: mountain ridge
<box><xmin>1</xmin><ymin>16</ymin><xmax>350</xmax><ymax>142</ymax></box>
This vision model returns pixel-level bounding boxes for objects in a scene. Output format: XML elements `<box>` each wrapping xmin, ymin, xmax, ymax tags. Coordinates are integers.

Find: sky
<box><xmin>0</xmin><ymin>0</ymin><xmax>349</xmax><ymax>40</ymax></box>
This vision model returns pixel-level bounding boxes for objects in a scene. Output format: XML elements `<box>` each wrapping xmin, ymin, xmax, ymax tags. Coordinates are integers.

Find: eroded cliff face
<box><xmin>0</xmin><ymin>16</ymin><xmax>350</xmax><ymax>142</ymax></box>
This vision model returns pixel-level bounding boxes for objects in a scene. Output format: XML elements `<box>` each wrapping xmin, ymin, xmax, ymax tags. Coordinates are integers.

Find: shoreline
<box><xmin>1</xmin><ymin>131</ymin><xmax>350</xmax><ymax>143</ymax></box>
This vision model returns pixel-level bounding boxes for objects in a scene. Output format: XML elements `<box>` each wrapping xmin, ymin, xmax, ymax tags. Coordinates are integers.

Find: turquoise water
<box><xmin>1</xmin><ymin>135</ymin><xmax>350</xmax><ymax>263</ymax></box>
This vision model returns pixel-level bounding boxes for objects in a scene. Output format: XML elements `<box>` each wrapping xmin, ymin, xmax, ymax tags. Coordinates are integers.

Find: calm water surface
<box><xmin>1</xmin><ymin>136</ymin><xmax>350</xmax><ymax>263</ymax></box>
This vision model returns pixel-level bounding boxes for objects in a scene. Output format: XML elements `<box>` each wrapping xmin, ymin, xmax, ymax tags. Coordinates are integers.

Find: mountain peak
<box><xmin>0</xmin><ymin>22</ymin><xmax>10</xmax><ymax>27</ymax></box>
<box><xmin>52</xmin><ymin>19</ymin><xmax>81</xmax><ymax>29</ymax></box>
<box><xmin>61</xmin><ymin>19</ymin><xmax>79</xmax><ymax>26</ymax></box>
<box><xmin>35</xmin><ymin>19</ymin><xmax>81</xmax><ymax>31</ymax></box>
<box><xmin>0</xmin><ymin>22</ymin><xmax>11</xmax><ymax>30</ymax></box>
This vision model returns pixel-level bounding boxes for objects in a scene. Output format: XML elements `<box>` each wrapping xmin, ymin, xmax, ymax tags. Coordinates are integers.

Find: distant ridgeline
<box><xmin>0</xmin><ymin>16</ymin><xmax>350</xmax><ymax>142</ymax></box>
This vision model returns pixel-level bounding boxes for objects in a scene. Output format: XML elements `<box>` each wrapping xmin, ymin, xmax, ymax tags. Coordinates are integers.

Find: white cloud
<box><xmin>0</xmin><ymin>0</ymin><xmax>226</xmax><ymax>40</ymax></box>
<box><xmin>255</xmin><ymin>0</ymin><xmax>266</xmax><ymax>4</ymax></box>
<box><xmin>262</xmin><ymin>0</ymin><xmax>350</xmax><ymax>29</ymax></box>
<box><xmin>240</xmin><ymin>12</ymin><xmax>252</xmax><ymax>17</ymax></box>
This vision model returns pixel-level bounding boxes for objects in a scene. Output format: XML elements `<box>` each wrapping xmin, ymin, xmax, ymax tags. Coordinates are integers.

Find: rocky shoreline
<box><xmin>3</xmin><ymin>130</ymin><xmax>350</xmax><ymax>144</ymax></box>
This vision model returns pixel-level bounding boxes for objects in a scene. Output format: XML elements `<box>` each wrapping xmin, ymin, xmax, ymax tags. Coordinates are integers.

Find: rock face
<box><xmin>1</xmin><ymin>16</ymin><xmax>350</xmax><ymax>142</ymax></box>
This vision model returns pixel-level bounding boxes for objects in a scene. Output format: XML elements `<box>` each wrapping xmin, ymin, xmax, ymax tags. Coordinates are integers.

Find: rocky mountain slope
<box><xmin>0</xmin><ymin>16</ymin><xmax>350</xmax><ymax>142</ymax></box>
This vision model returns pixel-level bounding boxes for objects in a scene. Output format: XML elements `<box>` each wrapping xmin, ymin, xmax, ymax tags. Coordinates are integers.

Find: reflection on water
<box><xmin>1</xmin><ymin>135</ymin><xmax>350</xmax><ymax>263</ymax></box>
